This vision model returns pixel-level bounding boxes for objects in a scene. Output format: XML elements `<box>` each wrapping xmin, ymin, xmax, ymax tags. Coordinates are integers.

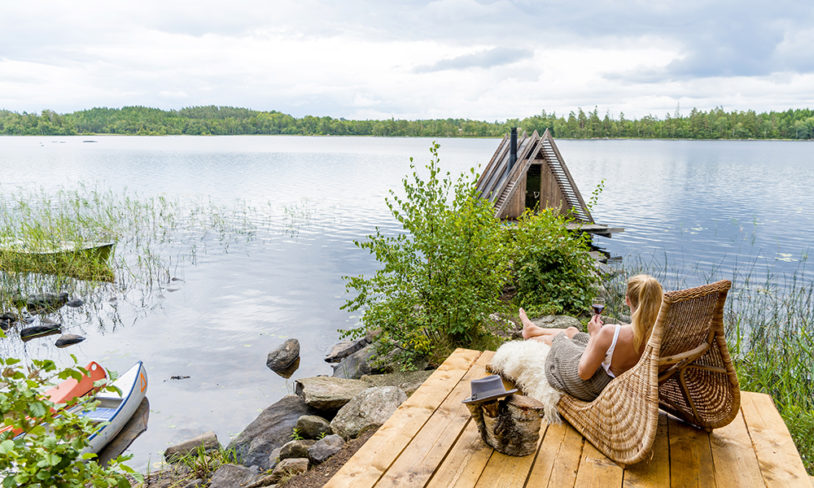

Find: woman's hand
<box><xmin>587</xmin><ymin>314</ymin><xmax>604</xmax><ymax>336</ymax></box>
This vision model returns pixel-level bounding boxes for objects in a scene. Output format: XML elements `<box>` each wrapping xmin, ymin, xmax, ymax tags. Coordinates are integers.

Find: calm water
<box><xmin>0</xmin><ymin>136</ymin><xmax>812</xmax><ymax>470</ymax></box>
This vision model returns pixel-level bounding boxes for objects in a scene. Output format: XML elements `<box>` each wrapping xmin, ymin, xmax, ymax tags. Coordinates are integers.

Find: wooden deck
<box><xmin>326</xmin><ymin>348</ymin><xmax>811</xmax><ymax>488</ymax></box>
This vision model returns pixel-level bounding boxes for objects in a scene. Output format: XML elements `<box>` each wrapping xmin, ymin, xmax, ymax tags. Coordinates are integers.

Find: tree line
<box><xmin>1</xmin><ymin>105</ymin><xmax>813</xmax><ymax>139</ymax></box>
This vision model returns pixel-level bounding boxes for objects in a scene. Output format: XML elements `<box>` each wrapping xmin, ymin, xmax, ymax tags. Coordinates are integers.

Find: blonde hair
<box><xmin>627</xmin><ymin>274</ymin><xmax>663</xmax><ymax>351</ymax></box>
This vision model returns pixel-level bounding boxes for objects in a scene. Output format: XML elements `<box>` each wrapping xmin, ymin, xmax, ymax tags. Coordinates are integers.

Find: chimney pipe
<box><xmin>508</xmin><ymin>127</ymin><xmax>518</xmax><ymax>171</ymax></box>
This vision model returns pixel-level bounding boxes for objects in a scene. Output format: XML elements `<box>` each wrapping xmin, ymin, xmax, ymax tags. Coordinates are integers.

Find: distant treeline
<box><xmin>2</xmin><ymin>105</ymin><xmax>814</xmax><ymax>139</ymax></box>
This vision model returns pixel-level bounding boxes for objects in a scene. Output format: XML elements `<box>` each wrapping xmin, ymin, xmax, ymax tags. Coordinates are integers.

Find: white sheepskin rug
<box><xmin>489</xmin><ymin>340</ymin><xmax>562</xmax><ymax>423</ymax></box>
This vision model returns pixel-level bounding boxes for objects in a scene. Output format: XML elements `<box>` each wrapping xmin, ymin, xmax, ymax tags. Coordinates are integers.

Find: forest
<box><xmin>1</xmin><ymin>105</ymin><xmax>813</xmax><ymax>139</ymax></box>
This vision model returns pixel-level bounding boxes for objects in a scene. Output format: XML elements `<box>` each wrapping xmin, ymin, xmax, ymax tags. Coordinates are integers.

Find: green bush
<box><xmin>0</xmin><ymin>355</ymin><xmax>138</xmax><ymax>487</ymax></box>
<box><xmin>510</xmin><ymin>209</ymin><xmax>599</xmax><ymax>316</ymax></box>
<box><xmin>342</xmin><ymin>143</ymin><xmax>511</xmax><ymax>366</ymax></box>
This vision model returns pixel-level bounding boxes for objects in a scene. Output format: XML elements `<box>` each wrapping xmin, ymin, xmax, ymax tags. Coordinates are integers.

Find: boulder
<box><xmin>20</xmin><ymin>324</ymin><xmax>61</xmax><ymax>341</ymax></box>
<box><xmin>227</xmin><ymin>395</ymin><xmax>317</xmax><ymax>470</ymax></box>
<box><xmin>208</xmin><ymin>464</ymin><xmax>258</xmax><ymax>488</ymax></box>
<box><xmin>267</xmin><ymin>447</ymin><xmax>282</xmax><ymax>469</ymax></box>
<box><xmin>279</xmin><ymin>439</ymin><xmax>316</xmax><ymax>460</ymax></box>
<box><xmin>324</xmin><ymin>337</ymin><xmax>369</xmax><ymax>363</ymax></box>
<box><xmin>25</xmin><ymin>292</ymin><xmax>68</xmax><ymax>314</ymax></box>
<box><xmin>295</xmin><ymin>414</ymin><xmax>332</xmax><ymax>439</ymax></box>
<box><xmin>164</xmin><ymin>431</ymin><xmax>220</xmax><ymax>461</ymax></box>
<box><xmin>0</xmin><ymin>312</ymin><xmax>19</xmax><ymax>331</ymax></box>
<box><xmin>360</xmin><ymin>370</ymin><xmax>434</xmax><ymax>396</ymax></box>
<box><xmin>331</xmin><ymin>386</ymin><xmax>407</xmax><ymax>439</ymax></box>
<box><xmin>308</xmin><ymin>434</ymin><xmax>344</xmax><ymax>464</ymax></box>
<box><xmin>267</xmin><ymin>458</ymin><xmax>309</xmax><ymax>484</ymax></box>
<box><xmin>331</xmin><ymin>344</ymin><xmax>379</xmax><ymax>379</ymax></box>
<box><xmin>66</xmin><ymin>298</ymin><xmax>84</xmax><ymax>307</ymax></box>
<box><xmin>531</xmin><ymin>315</ymin><xmax>582</xmax><ymax>330</ymax></box>
<box><xmin>294</xmin><ymin>376</ymin><xmax>367</xmax><ymax>412</ymax></box>
<box><xmin>55</xmin><ymin>334</ymin><xmax>86</xmax><ymax>348</ymax></box>
<box><xmin>266</xmin><ymin>338</ymin><xmax>300</xmax><ymax>375</ymax></box>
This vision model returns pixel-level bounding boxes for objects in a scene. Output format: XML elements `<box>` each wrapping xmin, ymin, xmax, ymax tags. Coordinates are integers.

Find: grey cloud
<box><xmin>414</xmin><ymin>47</ymin><xmax>532</xmax><ymax>73</ymax></box>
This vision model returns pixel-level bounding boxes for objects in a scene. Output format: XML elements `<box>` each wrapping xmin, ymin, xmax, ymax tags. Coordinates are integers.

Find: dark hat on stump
<box><xmin>462</xmin><ymin>375</ymin><xmax>518</xmax><ymax>404</ymax></box>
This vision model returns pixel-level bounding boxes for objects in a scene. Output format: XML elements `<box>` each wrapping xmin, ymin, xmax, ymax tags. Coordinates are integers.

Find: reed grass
<box><xmin>0</xmin><ymin>185</ymin><xmax>304</xmax><ymax>346</ymax></box>
<box><xmin>603</xmin><ymin>260</ymin><xmax>814</xmax><ymax>474</ymax></box>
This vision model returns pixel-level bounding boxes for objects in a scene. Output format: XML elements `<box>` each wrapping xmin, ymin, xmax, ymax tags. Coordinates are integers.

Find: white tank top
<box><xmin>601</xmin><ymin>324</ymin><xmax>622</xmax><ymax>378</ymax></box>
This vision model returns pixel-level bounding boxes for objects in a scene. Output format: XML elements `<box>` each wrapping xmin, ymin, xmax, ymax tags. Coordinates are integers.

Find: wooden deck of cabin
<box><xmin>326</xmin><ymin>348</ymin><xmax>812</xmax><ymax>488</ymax></box>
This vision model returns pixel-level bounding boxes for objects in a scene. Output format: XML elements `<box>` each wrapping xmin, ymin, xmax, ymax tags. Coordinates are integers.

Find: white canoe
<box><xmin>77</xmin><ymin>361</ymin><xmax>148</xmax><ymax>454</ymax></box>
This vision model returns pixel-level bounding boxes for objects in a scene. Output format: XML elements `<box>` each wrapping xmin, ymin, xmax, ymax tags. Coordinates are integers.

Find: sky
<box><xmin>1</xmin><ymin>0</ymin><xmax>813</xmax><ymax>120</ymax></box>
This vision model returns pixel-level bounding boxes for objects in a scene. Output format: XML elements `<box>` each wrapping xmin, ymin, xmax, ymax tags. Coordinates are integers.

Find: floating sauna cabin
<box><xmin>476</xmin><ymin>128</ymin><xmax>621</xmax><ymax>237</ymax></box>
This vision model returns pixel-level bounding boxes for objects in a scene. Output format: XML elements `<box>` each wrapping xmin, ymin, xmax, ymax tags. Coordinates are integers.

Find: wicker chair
<box><xmin>556</xmin><ymin>280</ymin><xmax>739</xmax><ymax>466</ymax></box>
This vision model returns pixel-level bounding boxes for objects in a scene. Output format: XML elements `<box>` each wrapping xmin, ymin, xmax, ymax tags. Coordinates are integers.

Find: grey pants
<box><xmin>544</xmin><ymin>332</ymin><xmax>613</xmax><ymax>402</ymax></box>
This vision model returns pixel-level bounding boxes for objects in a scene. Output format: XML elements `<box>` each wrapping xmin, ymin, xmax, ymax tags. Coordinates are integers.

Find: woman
<box><xmin>519</xmin><ymin>274</ymin><xmax>663</xmax><ymax>401</ymax></box>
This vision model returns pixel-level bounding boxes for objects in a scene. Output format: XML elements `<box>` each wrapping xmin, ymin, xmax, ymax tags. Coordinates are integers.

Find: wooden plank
<box><xmin>325</xmin><ymin>348</ymin><xmax>482</xmax><ymax>488</ymax></box>
<box><xmin>740</xmin><ymin>392</ymin><xmax>810</xmax><ymax>487</ymax></box>
<box><xmin>709</xmin><ymin>409</ymin><xmax>765</xmax><ymax>487</ymax></box>
<box><xmin>668</xmin><ymin>416</ymin><xmax>716</xmax><ymax>487</ymax></box>
<box><xmin>530</xmin><ymin>422</ymin><xmax>584</xmax><ymax>487</ymax></box>
<box><xmin>573</xmin><ymin>440</ymin><xmax>624</xmax><ymax>487</ymax></box>
<box><xmin>473</xmin><ymin>429</ymin><xmax>545</xmax><ymax>488</ymax></box>
<box><xmin>426</xmin><ymin>421</ymin><xmax>494</xmax><ymax>488</ymax></box>
<box><xmin>376</xmin><ymin>351</ymin><xmax>495</xmax><ymax>487</ymax></box>
<box><xmin>623</xmin><ymin>413</ymin><xmax>670</xmax><ymax>487</ymax></box>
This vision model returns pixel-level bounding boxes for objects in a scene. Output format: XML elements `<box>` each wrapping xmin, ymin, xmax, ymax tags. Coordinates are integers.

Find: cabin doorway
<box><xmin>525</xmin><ymin>164</ymin><xmax>541</xmax><ymax>211</ymax></box>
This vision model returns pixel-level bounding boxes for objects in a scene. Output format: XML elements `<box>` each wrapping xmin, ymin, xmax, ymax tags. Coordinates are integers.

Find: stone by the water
<box><xmin>55</xmin><ymin>334</ymin><xmax>85</xmax><ymax>348</ymax></box>
<box><xmin>331</xmin><ymin>344</ymin><xmax>379</xmax><ymax>379</ymax></box>
<box><xmin>295</xmin><ymin>414</ymin><xmax>332</xmax><ymax>439</ymax></box>
<box><xmin>164</xmin><ymin>431</ymin><xmax>220</xmax><ymax>461</ymax></box>
<box><xmin>360</xmin><ymin>370</ymin><xmax>434</xmax><ymax>396</ymax></box>
<box><xmin>227</xmin><ymin>395</ymin><xmax>317</xmax><ymax>470</ymax></box>
<box><xmin>274</xmin><ymin>358</ymin><xmax>300</xmax><ymax>379</ymax></box>
<box><xmin>207</xmin><ymin>464</ymin><xmax>259</xmax><ymax>488</ymax></box>
<box><xmin>279</xmin><ymin>439</ymin><xmax>316</xmax><ymax>460</ymax></box>
<box><xmin>324</xmin><ymin>337</ymin><xmax>369</xmax><ymax>363</ymax></box>
<box><xmin>266</xmin><ymin>338</ymin><xmax>300</xmax><ymax>375</ymax></box>
<box><xmin>0</xmin><ymin>312</ymin><xmax>17</xmax><ymax>331</ymax></box>
<box><xmin>294</xmin><ymin>376</ymin><xmax>368</xmax><ymax>412</ymax></box>
<box><xmin>66</xmin><ymin>298</ymin><xmax>84</xmax><ymax>307</ymax></box>
<box><xmin>308</xmin><ymin>434</ymin><xmax>344</xmax><ymax>464</ymax></box>
<box><xmin>20</xmin><ymin>324</ymin><xmax>61</xmax><ymax>341</ymax></box>
<box><xmin>25</xmin><ymin>292</ymin><xmax>69</xmax><ymax>314</ymax></box>
<box><xmin>267</xmin><ymin>447</ymin><xmax>282</xmax><ymax>469</ymax></box>
<box><xmin>330</xmin><ymin>386</ymin><xmax>407</xmax><ymax>439</ymax></box>
<box><xmin>267</xmin><ymin>458</ymin><xmax>309</xmax><ymax>484</ymax></box>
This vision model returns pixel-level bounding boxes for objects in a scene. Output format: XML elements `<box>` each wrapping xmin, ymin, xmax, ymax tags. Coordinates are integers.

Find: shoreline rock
<box><xmin>294</xmin><ymin>377</ymin><xmax>368</xmax><ymax>412</ymax></box>
<box><xmin>266</xmin><ymin>338</ymin><xmax>300</xmax><ymax>375</ymax></box>
<box><xmin>330</xmin><ymin>386</ymin><xmax>407</xmax><ymax>440</ymax></box>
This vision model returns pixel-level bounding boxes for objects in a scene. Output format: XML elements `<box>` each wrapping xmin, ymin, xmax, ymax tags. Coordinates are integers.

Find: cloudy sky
<box><xmin>1</xmin><ymin>0</ymin><xmax>812</xmax><ymax>120</ymax></box>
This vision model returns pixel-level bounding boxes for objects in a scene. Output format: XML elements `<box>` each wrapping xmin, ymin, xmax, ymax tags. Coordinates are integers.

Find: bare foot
<box><xmin>520</xmin><ymin>308</ymin><xmax>544</xmax><ymax>339</ymax></box>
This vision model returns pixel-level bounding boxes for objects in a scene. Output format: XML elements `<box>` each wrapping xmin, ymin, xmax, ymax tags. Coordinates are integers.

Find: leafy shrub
<box><xmin>0</xmin><ymin>355</ymin><xmax>138</xmax><ymax>488</ymax></box>
<box><xmin>342</xmin><ymin>143</ymin><xmax>511</xmax><ymax>366</ymax></box>
<box><xmin>510</xmin><ymin>209</ymin><xmax>599</xmax><ymax>316</ymax></box>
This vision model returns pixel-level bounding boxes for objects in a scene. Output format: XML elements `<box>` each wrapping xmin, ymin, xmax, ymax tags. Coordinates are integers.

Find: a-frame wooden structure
<box><xmin>477</xmin><ymin>129</ymin><xmax>593</xmax><ymax>222</ymax></box>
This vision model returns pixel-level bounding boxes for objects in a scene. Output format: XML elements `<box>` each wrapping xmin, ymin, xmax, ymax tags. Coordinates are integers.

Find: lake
<box><xmin>0</xmin><ymin>135</ymin><xmax>811</xmax><ymax>470</ymax></box>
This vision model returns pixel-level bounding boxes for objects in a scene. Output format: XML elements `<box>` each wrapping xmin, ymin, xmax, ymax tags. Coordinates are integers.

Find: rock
<box><xmin>588</xmin><ymin>250</ymin><xmax>608</xmax><ymax>263</ymax></box>
<box><xmin>295</xmin><ymin>414</ymin><xmax>332</xmax><ymax>439</ymax></box>
<box><xmin>273</xmin><ymin>358</ymin><xmax>300</xmax><ymax>379</ymax></box>
<box><xmin>267</xmin><ymin>447</ymin><xmax>282</xmax><ymax>469</ymax></box>
<box><xmin>55</xmin><ymin>334</ymin><xmax>85</xmax><ymax>348</ymax></box>
<box><xmin>308</xmin><ymin>434</ymin><xmax>344</xmax><ymax>464</ymax></box>
<box><xmin>20</xmin><ymin>324</ymin><xmax>61</xmax><ymax>341</ymax></box>
<box><xmin>267</xmin><ymin>458</ymin><xmax>309</xmax><ymax>484</ymax></box>
<box><xmin>164</xmin><ymin>431</ymin><xmax>220</xmax><ymax>461</ymax></box>
<box><xmin>266</xmin><ymin>338</ymin><xmax>300</xmax><ymax>375</ymax></box>
<box><xmin>594</xmin><ymin>261</ymin><xmax>614</xmax><ymax>276</ymax></box>
<box><xmin>208</xmin><ymin>464</ymin><xmax>258</xmax><ymax>488</ymax></box>
<box><xmin>466</xmin><ymin>394</ymin><xmax>544</xmax><ymax>457</ymax></box>
<box><xmin>25</xmin><ymin>292</ymin><xmax>69</xmax><ymax>314</ymax></box>
<box><xmin>0</xmin><ymin>312</ymin><xmax>18</xmax><ymax>331</ymax></box>
<box><xmin>227</xmin><ymin>395</ymin><xmax>317</xmax><ymax>470</ymax></box>
<box><xmin>331</xmin><ymin>344</ymin><xmax>379</xmax><ymax>379</ymax></box>
<box><xmin>531</xmin><ymin>315</ymin><xmax>582</xmax><ymax>330</ymax></box>
<box><xmin>487</xmin><ymin>312</ymin><xmax>520</xmax><ymax>339</ymax></box>
<box><xmin>294</xmin><ymin>376</ymin><xmax>367</xmax><ymax>412</ymax></box>
<box><xmin>279</xmin><ymin>439</ymin><xmax>316</xmax><ymax>460</ymax></box>
<box><xmin>360</xmin><ymin>370</ymin><xmax>434</xmax><ymax>396</ymax></box>
<box><xmin>324</xmin><ymin>337</ymin><xmax>369</xmax><ymax>363</ymax></box>
<box><xmin>66</xmin><ymin>298</ymin><xmax>84</xmax><ymax>307</ymax></box>
<box><xmin>330</xmin><ymin>386</ymin><xmax>407</xmax><ymax>439</ymax></box>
